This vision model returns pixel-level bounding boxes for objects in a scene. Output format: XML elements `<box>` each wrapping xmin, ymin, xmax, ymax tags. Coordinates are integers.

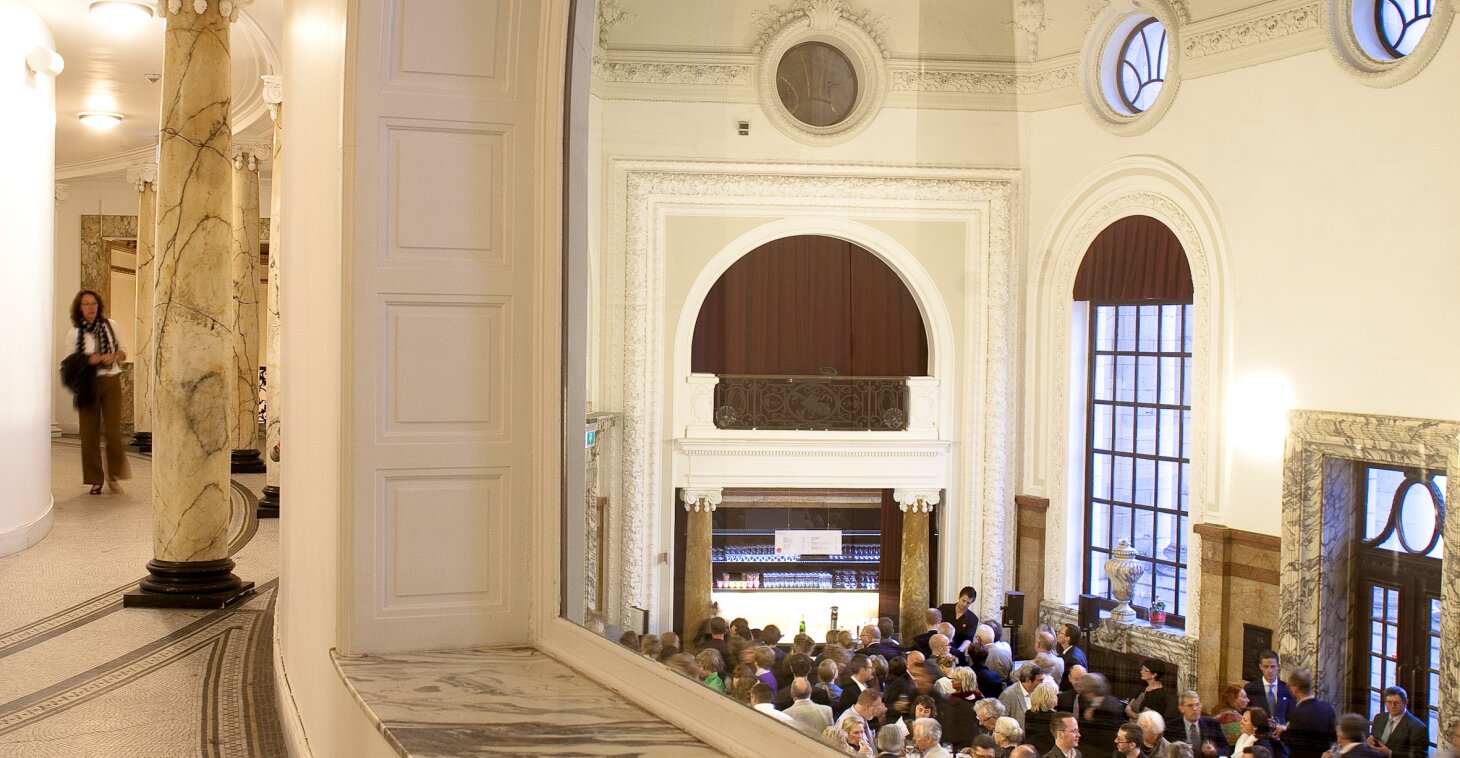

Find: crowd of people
<box><xmin>601</xmin><ymin>586</ymin><xmax>1458</xmax><ymax>758</ymax></box>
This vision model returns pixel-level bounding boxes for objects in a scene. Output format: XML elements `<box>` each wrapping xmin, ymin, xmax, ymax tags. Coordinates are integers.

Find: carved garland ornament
<box><xmin>614</xmin><ymin>163</ymin><xmax>1019</xmax><ymax>625</ymax></box>
<box><xmin>1184</xmin><ymin>3</ymin><xmax>1320</xmax><ymax>60</ymax></box>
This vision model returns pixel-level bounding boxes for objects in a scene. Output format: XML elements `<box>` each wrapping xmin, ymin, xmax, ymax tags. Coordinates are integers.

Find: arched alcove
<box><xmin>689</xmin><ymin>234</ymin><xmax>929</xmax><ymax>377</ymax></box>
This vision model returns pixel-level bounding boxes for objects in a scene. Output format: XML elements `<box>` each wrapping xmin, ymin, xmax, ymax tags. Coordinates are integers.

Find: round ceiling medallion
<box><xmin>776</xmin><ymin>41</ymin><xmax>859</xmax><ymax>128</ymax></box>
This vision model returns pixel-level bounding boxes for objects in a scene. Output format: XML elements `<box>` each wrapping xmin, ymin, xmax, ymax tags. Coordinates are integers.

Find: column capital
<box><xmin>231</xmin><ymin>142</ymin><xmax>272</xmax><ymax>171</ymax></box>
<box><xmin>681</xmin><ymin>488</ymin><xmax>722</xmax><ymax>512</ymax></box>
<box><xmin>126</xmin><ymin>162</ymin><xmax>159</xmax><ymax>191</ymax></box>
<box><xmin>164</xmin><ymin>0</ymin><xmax>254</xmax><ymax>23</ymax></box>
<box><xmin>261</xmin><ymin>75</ymin><xmax>283</xmax><ymax>121</ymax></box>
<box><xmin>54</xmin><ymin>183</ymin><xmax>70</xmax><ymax>206</ymax></box>
<box><xmin>893</xmin><ymin>489</ymin><xmax>939</xmax><ymax>513</ymax></box>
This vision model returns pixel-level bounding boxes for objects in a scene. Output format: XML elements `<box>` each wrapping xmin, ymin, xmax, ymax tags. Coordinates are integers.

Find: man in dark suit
<box><xmin>837</xmin><ymin>654</ymin><xmax>877</xmax><ymax>718</ymax></box>
<box><xmin>857</xmin><ymin>623</ymin><xmax>905</xmax><ymax>660</ymax></box>
<box><xmin>1280</xmin><ymin>668</ymin><xmax>1336</xmax><ymax>758</ymax></box>
<box><xmin>1368</xmin><ymin>686</ymin><xmax>1428</xmax><ymax>758</ymax></box>
<box><xmin>1056</xmin><ymin>624</ymin><xmax>1089</xmax><ymax>691</ymax></box>
<box><xmin>1045</xmin><ymin>711</ymin><xmax>1084</xmax><ymax>758</ymax></box>
<box><xmin>1331</xmin><ymin>713</ymin><xmax>1384</xmax><ymax>758</ymax></box>
<box><xmin>1166</xmin><ymin>691</ymin><xmax>1233</xmax><ymax>758</ymax></box>
<box><xmin>1243</xmin><ymin>650</ymin><xmax>1295</xmax><ymax>726</ymax></box>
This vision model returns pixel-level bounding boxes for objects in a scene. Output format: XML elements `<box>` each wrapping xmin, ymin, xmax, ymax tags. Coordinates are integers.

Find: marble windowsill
<box><xmin>1038</xmin><ymin>601</ymin><xmax>1200</xmax><ymax>692</ymax></box>
<box><xmin>332</xmin><ymin>646</ymin><xmax>723</xmax><ymax>757</ymax></box>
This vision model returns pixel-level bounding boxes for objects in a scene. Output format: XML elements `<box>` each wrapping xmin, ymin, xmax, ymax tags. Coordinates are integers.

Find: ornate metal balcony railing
<box><xmin>712</xmin><ymin>375</ymin><xmax>910</xmax><ymax>431</ymax></box>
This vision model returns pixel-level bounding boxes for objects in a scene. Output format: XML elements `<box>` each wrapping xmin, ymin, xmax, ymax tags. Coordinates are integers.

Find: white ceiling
<box><xmin>24</xmin><ymin>0</ymin><xmax>283</xmax><ymax>178</ymax></box>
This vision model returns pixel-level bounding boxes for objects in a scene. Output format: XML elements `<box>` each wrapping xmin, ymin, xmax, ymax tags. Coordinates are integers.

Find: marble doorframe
<box><xmin>1278</xmin><ymin>409</ymin><xmax>1459</xmax><ymax>720</ymax></box>
<box><xmin>81</xmin><ymin>215</ymin><xmax>139</xmax><ymax>429</ymax></box>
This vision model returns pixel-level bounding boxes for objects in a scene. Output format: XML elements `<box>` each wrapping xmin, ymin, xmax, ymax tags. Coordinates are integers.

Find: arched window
<box><xmin>1073</xmin><ymin>216</ymin><xmax>1193</xmax><ymax>627</ymax></box>
<box><xmin>1376</xmin><ymin>0</ymin><xmax>1435</xmax><ymax>58</ymax></box>
<box><xmin>1118</xmin><ymin>18</ymin><xmax>1168</xmax><ymax>114</ymax></box>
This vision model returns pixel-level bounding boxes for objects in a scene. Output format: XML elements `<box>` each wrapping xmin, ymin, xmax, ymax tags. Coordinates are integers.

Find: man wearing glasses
<box><xmin>1115</xmin><ymin>723</ymin><xmax>1146</xmax><ymax>758</ymax></box>
<box><xmin>1047</xmin><ymin>712</ymin><xmax>1083</xmax><ymax>758</ymax></box>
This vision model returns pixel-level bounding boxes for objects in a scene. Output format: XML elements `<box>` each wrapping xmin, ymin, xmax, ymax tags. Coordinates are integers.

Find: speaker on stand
<box><xmin>1001</xmin><ymin>590</ymin><xmax>1025</xmax><ymax>655</ymax></box>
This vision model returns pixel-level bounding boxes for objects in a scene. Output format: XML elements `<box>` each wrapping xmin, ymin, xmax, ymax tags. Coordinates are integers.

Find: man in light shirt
<box><xmin>750</xmin><ymin>683</ymin><xmax>796</xmax><ymax>726</ymax></box>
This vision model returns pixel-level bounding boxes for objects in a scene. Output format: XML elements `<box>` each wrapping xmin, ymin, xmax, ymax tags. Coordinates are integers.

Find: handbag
<box><xmin>59</xmin><ymin>351</ymin><xmax>97</xmax><ymax>409</ymax></box>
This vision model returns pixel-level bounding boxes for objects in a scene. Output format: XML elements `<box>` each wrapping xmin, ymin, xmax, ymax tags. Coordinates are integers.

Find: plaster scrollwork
<box><xmin>1184</xmin><ymin>4</ymin><xmax>1320</xmax><ymax>60</ymax></box>
<box><xmin>260</xmin><ymin>75</ymin><xmax>282</xmax><ymax>121</ymax></box>
<box><xmin>893</xmin><ymin>70</ymin><xmax>1018</xmax><ymax>95</ymax></box>
<box><xmin>681</xmin><ymin>488</ymin><xmax>723</xmax><ymax>512</ymax></box>
<box><xmin>751</xmin><ymin>0</ymin><xmax>891</xmax><ymax>56</ymax></box>
<box><xmin>230</xmin><ymin>141</ymin><xmax>272</xmax><ymax>171</ymax></box>
<box><xmin>593</xmin><ymin>61</ymin><xmax>751</xmax><ymax>86</ymax></box>
<box><xmin>1080</xmin><ymin>0</ymin><xmax>1185</xmax><ymax>135</ymax></box>
<box><xmin>54</xmin><ymin>183</ymin><xmax>70</xmax><ymax>206</ymax></box>
<box><xmin>894</xmin><ymin>489</ymin><xmax>940</xmax><ymax>513</ymax></box>
<box><xmin>595</xmin><ymin>0</ymin><xmax>635</xmax><ymax>48</ymax></box>
<box><xmin>614</xmin><ymin>160</ymin><xmax>1020</xmax><ymax>630</ymax></box>
<box><xmin>165</xmin><ymin>0</ymin><xmax>253</xmax><ymax>22</ymax></box>
<box><xmin>1014</xmin><ymin>1</ymin><xmax>1049</xmax><ymax>59</ymax></box>
<box><xmin>126</xmin><ymin>163</ymin><xmax>159</xmax><ymax>192</ymax></box>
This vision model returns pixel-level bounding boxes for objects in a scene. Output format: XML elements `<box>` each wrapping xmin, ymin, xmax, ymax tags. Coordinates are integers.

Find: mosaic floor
<box><xmin>0</xmin><ymin>439</ymin><xmax>283</xmax><ymax>758</ymax></box>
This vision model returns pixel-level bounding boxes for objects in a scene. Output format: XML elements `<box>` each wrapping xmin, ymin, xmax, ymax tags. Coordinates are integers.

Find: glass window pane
<box><xmin>1116</xmin><ymin>355</ymin><xmax>1136</xmax><ymax>402</ymax></box>
<box><xmin>1160</xmin><ymin>305</ymin><xmax>1182</xmax><ymax>351</ymax></box>
<box><xmin>1134</xmin><ymin>458</ymin><xmax>1156</xmax><ymax>505</ymax></box>
<box><xmin>1182</xmin><ymin>357</ymin><xmax>1192</xmax><ymax>404</ymax></box>
<box><xmin>1091</xmin><ymin>500</ymin><xmax>1111</xmax><ymax>549</ymax></box>
<box><xmin>1158</xmin><ymin>409</ymin><xmax>1179</xmax><ymax>456</ymax></box>
<box><xmin>1182</xmin><ymin>305</ymin><xmax>1194</xmax><ymax>351</ymax></box>
<box><xmin>1092</xmin><ymin>453</ymin><xmax>1112</xmax><ymax>499</ymax></box>
<box><xmin>1112</xmin><ymin>505</ymin><xmax>1133</xmax><ymax>543</ymax></box>
<box><xmin>1159</xmin><ymin>357</ymin><xmax>1180</xmax><ymax>405</ymax></box>
<box><xmin>1179</xmin><ymin>464</ymin><xmax>1189</xmax><ymax>512</ymax></box>
<box><xmin>1092</xmin><ymin>404</ymin><xmax>1113</xmax><ymax>450</ymax></box>
<box><xmin>1115</xmin><ymin>406</ymin><xmax>1135</xmax><ymax>452</ymax></box>
<box><xmin>1386</xmin><ymin>588</ymin><xmax>1399</xmax><ymax>624</ymax></box>
<box><xmin>1117</xmin><ymin>306</ymin><xmax>1137</xmax><ymax>351</ymax></box>
<box><xmin>1134</xmin><ymin>508</ymin><xmax>1155</xmax><ymax>557</ymax></box>
<box><xmin>1157</xmin><ymin>511</ymin><xmax>1177</xmax><ymax>548</ymax></box>
<box><xmin>1136</xmin><ymin>408</ymin><xmax>1156</xmax><ymax>455</ymax></box>
<box><xmin>1094</xmin><ymin>355</ymin><xmax>1115</xmax><ymax>400</ymax></box>
<box><xmin>1156</xmin><ymin>461</ymin><xmax>1179</xmax><ymax>509</ymax></box>
<box><xmin>1136</xmin><ymin>356</ymin><xmax>1157</xmax><ymax>404</ymax></box>
<box><xmin>1385</xmin><ymin>622</ymin><xmax>1397</xmax><ymax>653</ymax></box>
<box><xmin>1372</xmin><ymin>621</ymin><xmax>1384</xmax><ymax>653</ymax></box>
<box><xmin>1397</xmin><ymin>482</ymin><xmax>1438</xmax><ymax>553</ymax></box>
<box><xmin>1113</xmin><ymin>457</ymin><xmax>1133</xmax><ymax>501</ymax></box>
<box><xmin>1371</xmin><ymin>585</ymin><xmax>1384</xmax><ymax>620</ymax></box>
<box><xmin>1089</xmin><ymin>552</ymin><xmax>1110</xmax><ymax>597</ymax></box>
<box><xmin>1138</xmin><ymin>306</ymin><xmax>1159</xmax><ymax>352</ymax></box>
<box><xmin>1181</xmin><ymin>409</ymin><xmax>1191</xmax><ymax>458</ymax></box>
<box><xmin>1096</xmin><ymin>306</ymin><xmax>1116</xmax><ymax>351</ymax></box>
<box><xmin>1365</xmin><ymin>468</ymin><xmax>1406</xmax><ymax>540</ymax></box>
<box><xmin>1369</xmin><ymin>690</ymin><xmax>1381</xmax><ymax>717</ymax></box>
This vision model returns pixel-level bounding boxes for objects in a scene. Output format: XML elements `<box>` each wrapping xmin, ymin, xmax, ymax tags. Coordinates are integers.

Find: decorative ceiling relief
<box><xmin>1014</xmin><ymin>0</ymin><xmax>1049</xmax><ymax>59</ymax></box>
<box><xmin>1185</xmin><ymin>3</ymin><xmax>1320</xmax><ymax>59</ymax></box>
<box><xmin>751</xmin><ymin>0</ymin><xmax>891</xmax><ymax>145</ymax></box>
<box><xmin>595</xmin><ymin>0</ymin><xmax>635</xmax><ymax>49</ymax></box>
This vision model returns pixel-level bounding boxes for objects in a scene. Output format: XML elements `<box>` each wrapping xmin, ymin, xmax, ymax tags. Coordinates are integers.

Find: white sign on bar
<box><xmin>774</xmin><ymin>530</ymin><xmax>842</xmax><ymax>556</ymax></box>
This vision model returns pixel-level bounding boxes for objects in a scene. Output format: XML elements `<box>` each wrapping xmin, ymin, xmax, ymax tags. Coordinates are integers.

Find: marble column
<box><xmin>258</xmin><ymin>75</ymin><xmax>282</xmax><ymax>516</ymax></box>
<box><xmin>125</xmin><ymin>0</ymin><xmax>253</xmax><ymax>609</ymax></box>
<box><xmin>127</xmin><ymin>163</ymin><xmax>158</xmax><ymax>453</ymax></box>
<box><xmin>894</xmin><ymin>489</ymin><xmax>938</xmax><ymax>643</ymax></box>
<box><xmin>228</xmin><ymin>142</ymin><xmax>268</xmax><ymax>474</ymax></box>
<box><xmin>681</xmin><ymin>488</ymin><xmax>721</xmax><ymax>642</ymax></box>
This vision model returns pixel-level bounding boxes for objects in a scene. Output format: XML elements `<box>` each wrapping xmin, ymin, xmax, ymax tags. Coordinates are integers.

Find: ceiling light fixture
<box><xmin>78</xmin><ymin>112</ymin><xmax>125</xmax><ymax>130</ymax></box>
<box><xmin>88</xmin><ymin>1</ymin><xmax>156</xmax><ymax>28</ymax></box>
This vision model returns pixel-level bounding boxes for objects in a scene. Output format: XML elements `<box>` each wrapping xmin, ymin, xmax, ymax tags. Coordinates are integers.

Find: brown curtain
<box><xmin>691</xmin><ymin>235</ymin><xmax>929</xmax><ymax>376</ymax></box>
<box><xmin>1072</xmin><ymin>215</ymin><xmax>1193</xmax><ymax>303</ymax></box>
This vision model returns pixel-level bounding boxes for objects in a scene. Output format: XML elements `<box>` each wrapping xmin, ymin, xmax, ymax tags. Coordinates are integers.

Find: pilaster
<box><xmin>894</xmin><ymin>488</ymin><xmax>938</xmax><ymax>641</ymax></box>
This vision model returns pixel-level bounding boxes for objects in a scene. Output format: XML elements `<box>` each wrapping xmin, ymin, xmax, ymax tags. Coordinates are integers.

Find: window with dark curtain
<box><xmin>1075</xmin><ymin>215</ymin><xmax>1195</xmax><ymax>628</ymax></box>
<box><xmin>691</xmin><ymin>235</ymin><xmax>928</xmax><ymax>376</ymax></box>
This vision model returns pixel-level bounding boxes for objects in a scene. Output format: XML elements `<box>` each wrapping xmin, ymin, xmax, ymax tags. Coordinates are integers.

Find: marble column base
<box><xmin>124</xmin><ymin>558</ymin><xmax>255</xmax><ymax>609</ymax></box>
<box><xmin>230</xmin><ymin>448</ymin><xmax>267</xmax><ymax>474</ymax></box>
<box><xmin>257</xmin><ymin>485</ymin><xmax>280</xmax><ymax>519</ymax></box>
<box><xmin>129</xmin><ymin>431</ymin><xmax>152</xmax><ymax>454</ymax></box>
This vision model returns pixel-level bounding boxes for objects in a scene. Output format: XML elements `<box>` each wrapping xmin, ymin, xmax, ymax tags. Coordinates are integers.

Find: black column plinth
<box><xmin>230</xmin><ymin>448</ymin><xmax>267</xmax><ymax>474</ymax></box>
<box><xmin>123</xmin><ymin>558</ymin><xmax>255</xmax><ymax>609</ymax></box>
<box><xmin>130</xmin><ymin>431</ymin><xmax>152</xmax><ymax>454</ymax></box>
<box><xmin>258</xmin><ymin>485</ymin><xmax>281</xmax><ymax>519</ymax></box>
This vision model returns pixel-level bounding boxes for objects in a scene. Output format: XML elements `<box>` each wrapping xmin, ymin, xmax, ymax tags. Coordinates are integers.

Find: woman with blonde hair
<box><xmin>65</xmin><ymin>289</ymin><xmax>130</xmax><ymax>495</ymax></box>
<box><xmin>1023</xmin><ymin>681</ymin><xmax>1060</xmax><ymax>755</ymax></box>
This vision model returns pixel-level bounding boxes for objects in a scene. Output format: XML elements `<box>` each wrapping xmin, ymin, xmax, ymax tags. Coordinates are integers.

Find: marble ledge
<box><xmin>332</xmin><ymin>646</ymin><xmax>723</xmax><ymax>758</ymax></box>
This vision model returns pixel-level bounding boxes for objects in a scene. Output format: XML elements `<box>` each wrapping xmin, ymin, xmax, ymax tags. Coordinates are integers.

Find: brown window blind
<box><xmin>1073</xmin><ymin>215</ymin><xmax>1193</xmax><ymax>303</ymax></box>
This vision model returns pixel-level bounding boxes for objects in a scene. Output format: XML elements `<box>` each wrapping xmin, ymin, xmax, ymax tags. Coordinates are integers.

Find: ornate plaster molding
<box><xmin>1320</xmin><ymin>0</ymin><xmax>1454</xmax><ymax>88</ymax></box>
<box><xmin>893</xmin><ymin>489</ymin><xmax>940</xmax><ymax>513</ymax></box>
<box><xmin>126</xmin><ymin>163</ymin><xmax>159</xmax><ymax>192</ymax></box>
<box><xmin>1184</xmin><ymin>3</ymin><xmax>1319</xmax><ymax>59</ymax></box>
<box><xmin>54</xmin><ymin>183</ymin><xmax>70</xmax><ymax>205</ymax></box>
<box><xmin>230</xmin><ymin>141</ymin><xmax>272</xmax><ymax>171</ymax></box>
<box><xmin>611</xmin><ymin>159</ymin><xmax>1020</xmax><ymax>628</ymax></box>
<box><xmin>260</xmin><ymin>75</ymin><xmax>282</xmax><ymax>121</ymax></box>
<box><xmin>680</xmin><ymin>488</ymin><xmax>723</xmax><ymax>512</ymax></box>
<box><xmin>596</xmin><ymin>0</ymin><xmax>635</xmax><ymax>49</ymax></box>
<box><xmin>1014</xmin><ymin>1</ymin><xmax>1049</xmax><ymax>60</ymax></box>
<box><xmin>593</xmin><ymin>60</ymin><xmax>751</xmax><ymax>86</ymax></box>
<box><xmin>750</xmin><ymin>0</ymin><xmax>891</xmax><ymax>56</ymax></box>
<box><xmin>164</xmin><ymin>0</ymin><xmax>253</xmax><ymax>22</ymax></box>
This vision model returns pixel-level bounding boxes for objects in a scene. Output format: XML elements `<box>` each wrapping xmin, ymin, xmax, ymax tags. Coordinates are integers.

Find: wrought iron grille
<box><xmin>713</xmin><ymin>375</ymin><xmax>909</xmax><ymax>431</ymax></box>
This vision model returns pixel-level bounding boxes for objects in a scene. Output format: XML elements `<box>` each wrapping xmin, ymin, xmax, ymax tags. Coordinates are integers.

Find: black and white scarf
<box><xmin>78</xmin><ymin>318</ymin><xmax>113</xmax><ymax>357</ymax></box>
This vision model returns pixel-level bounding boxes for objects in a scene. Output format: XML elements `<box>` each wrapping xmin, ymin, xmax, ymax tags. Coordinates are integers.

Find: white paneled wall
<box><xmin>347</xmin><ymin>0</ymin><xmax>545</xmax><ymax>651</ymax></box>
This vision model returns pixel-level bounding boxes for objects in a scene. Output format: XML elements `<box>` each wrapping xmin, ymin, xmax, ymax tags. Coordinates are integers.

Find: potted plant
<box><xmin>1149</xmin><ymin>596</ymin><xmax>1167</xmax><ymax>628</ymax></box>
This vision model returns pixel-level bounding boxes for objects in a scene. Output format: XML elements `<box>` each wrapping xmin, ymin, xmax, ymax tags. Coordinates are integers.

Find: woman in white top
<box><xmin>65</xmin><ymin>290</ymin><xmax>130</xmax><ymax>494</ymax></box>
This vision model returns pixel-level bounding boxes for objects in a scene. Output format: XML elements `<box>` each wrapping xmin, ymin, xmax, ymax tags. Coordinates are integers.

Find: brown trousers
<box><xmin>79</xmin><ymin>374</ymin><xmax>132</xmax><ymax>485</ymax></box>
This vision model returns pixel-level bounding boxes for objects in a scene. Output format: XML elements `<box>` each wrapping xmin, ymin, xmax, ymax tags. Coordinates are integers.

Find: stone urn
<box><xmin>1103</xmin><ymin>539</ymin><xmax>1146</xmax><ymax>624</ymax></box>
